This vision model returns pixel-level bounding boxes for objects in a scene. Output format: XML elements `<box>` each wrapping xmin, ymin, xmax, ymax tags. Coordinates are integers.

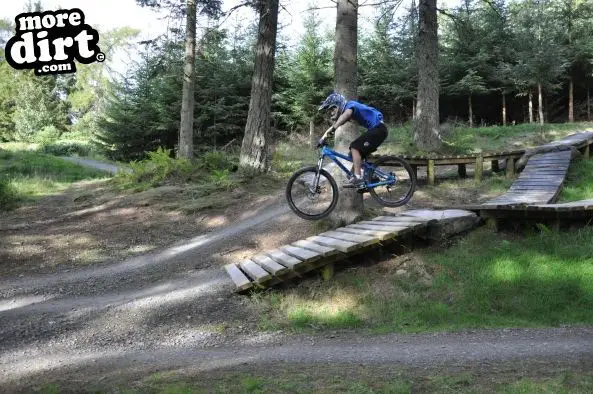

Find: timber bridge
<box><xmin>225</xmin><ymin>131</ymin><xmax>593</xmax><ymax>292</ymax></box>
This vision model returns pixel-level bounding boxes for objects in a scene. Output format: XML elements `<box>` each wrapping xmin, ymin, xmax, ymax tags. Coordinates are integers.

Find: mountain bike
<box><xmin>286</xmin><ymin>139</ymin><xmax>416</xmax><ymax>220</ymax></box>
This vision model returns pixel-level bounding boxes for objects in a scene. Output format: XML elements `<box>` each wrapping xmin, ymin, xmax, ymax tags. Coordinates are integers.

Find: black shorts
<box><xmin>349</xmin><ymin>123</ymin><xmax>388</xmax><ymax>158</ymax></box>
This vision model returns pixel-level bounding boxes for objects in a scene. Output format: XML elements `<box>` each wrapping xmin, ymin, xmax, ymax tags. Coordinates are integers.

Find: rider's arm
<box><xmin>322</xmin><ymin>108</ymin><xmax>353</xmax><ymax>139</ymax></box>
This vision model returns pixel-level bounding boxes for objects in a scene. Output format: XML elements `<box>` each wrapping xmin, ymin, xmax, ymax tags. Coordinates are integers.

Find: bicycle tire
<box><xmin>367</xmin><ymin>156</ymin><xmax>416</xmax><ymax>207</ymax></box>
<box><xmin>286</xmin><ymin>166</ymin><xmax>339</xmax><ymax>220</ymax></box>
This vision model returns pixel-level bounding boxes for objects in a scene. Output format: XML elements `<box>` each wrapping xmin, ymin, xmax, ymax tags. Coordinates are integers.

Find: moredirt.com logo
<box><xmin>5</xmin><ymin>8</ymin><xmax>104</xmax><ymax>76</ymax></box>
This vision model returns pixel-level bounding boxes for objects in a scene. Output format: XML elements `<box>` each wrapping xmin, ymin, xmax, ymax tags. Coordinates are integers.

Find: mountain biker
<box><xmin>318</xmin><ymin>92</ymin><xmax>388</xmax><ymax>189</ymax></box>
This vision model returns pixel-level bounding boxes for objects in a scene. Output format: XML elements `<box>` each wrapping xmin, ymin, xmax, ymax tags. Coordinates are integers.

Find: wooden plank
<box><xmin>510</xmin><ymin>182</ymin><xmax>562</xmax><ymax>188</ymax></box>
<box><xmin>475</xmin><ymin>155</ymin><xmax>483</xmax><ymax>182</ymax></box>
<box><xmin>515</xmin><ymin>175</ymin><xmax>566</xmax><ymax>180</ymax></box>
<box><xmin>281</xmin><ymin>245</ymin><xmax>322</xmax><ymax>263</ymax></box>
<box><xmin>357</xmin><ymin>220</ymin><xmax>427</xmax><ymax>227</ymax></box>
<box><xmin>346</xmin><ymin>223</ymin><xmax>411</xmax><ymax>234</ymax></box>
<box><xmin>292</xmin><ymin>240</ymin><xmax>338</xmax><ymax>256</ymax></box>
<box><xmin>506</xmin><ymin>157</ymin><xmax>515</xmax><ymax>178</ymax></box>
<box><xmin>372</xmin><ymin>215</ymin><xmax>430</xmax><ymax>223</ymax></box>
<box><xmin>320</xmin><ymin>230</ymin><xmax>378</xmax><ymax>246</ymax></box>
<box><xmin>239</xmin><ymin>259</ymin><xmax>272</xmax><ymax>284</ymax></box>
<box><xmin>428</xmin><ymin>159</ymin><xmax>435</xmax><ymax>185</ymax></box>
<box><xmin>265</xmin><ymin>249</ymin><xmax>303</xmax><ymax>270</ymax></box>
<box><xmin>525</xmin><ymin>163</ymin><xmax>569</xmax><ymax>168</ymax></box>
<box><xmin>307</xmin><ymin>235</ymin><xmax>358</xmax><ymax>253</ymax></box>
<box><xmin>251</xmin><ymin>254</ymin><xmax>289</xmax><ymax>276</ymax></box>
<box><xmin>335</xmin><ymin>227</ymin><xmax>393</xmax><ymax>241</ymax></box>
<box><xmin>224</xmin><ymin>263</ymin><xmax>253</xmax><ymax>292</ymax></box>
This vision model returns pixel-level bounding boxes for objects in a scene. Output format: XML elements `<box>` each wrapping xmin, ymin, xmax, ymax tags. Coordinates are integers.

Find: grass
<box><xmin>0</xmin><ymin>149</ymin><xmax>107</xmax><ymax>209</ymax></box>
<box><xmin>558</xmin><ymin>157</ymin><xmax>593</xmax><ymax>202</ymax></box>
<box><xmin>250</xmin><ymin>225</ymin><xmax>593</xmax><ymax>333</ymax></box>
<box><xmin>379</xmin><ymin>122</ymin><xmax>593</xmax><ymax>156</ymax></box>
<box><xmin>39</xmin><ymin>367</ymin><xmax>593</xmax><ymax>393</ymax></box>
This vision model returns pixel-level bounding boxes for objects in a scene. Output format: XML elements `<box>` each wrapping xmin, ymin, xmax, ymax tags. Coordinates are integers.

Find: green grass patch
<box><xmin>252</xmin><ymin>226</ymin><xmax>593</xmax><ymax>333</ymax></box>
<box><xmin>62</xmin><ymin>367</ymin><xmax>593</xmax><ymax>393</ymax></box>
<box><xmin>558</xmin><ymin>157</ymin><xmax>593</xmax><ymax>202</ymax></box>
<box><xmin>272</xmin><ymin>138</ymin><xmax>319</xmax><ymax>176</ymax></box>
<box><xmin>0</xmin><ymin>149</ymin><xmax>107</xmax><ymax>209</ymax></box>
<box><xmin>379</xmin><ymin>122</ymin><xmax>593</xmax><ymax>157</ymax></box>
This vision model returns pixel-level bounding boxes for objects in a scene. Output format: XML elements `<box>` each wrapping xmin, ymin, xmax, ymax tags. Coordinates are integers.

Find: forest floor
<box><xmin>1</xmin><ymin>152</ymin><xmax>593</xmax><ymax>392</ymax></box>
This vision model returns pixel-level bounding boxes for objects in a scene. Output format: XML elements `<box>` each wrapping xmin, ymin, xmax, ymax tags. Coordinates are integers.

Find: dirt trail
<box><xmin>60</xmin><ymin>156</ymin><xmax>128</xmax><ymax>174</ymax></box>
<box><xmin>1</xmin><ymin>157</ymin><xmax>592</xmax><ymax>391</ymax></box>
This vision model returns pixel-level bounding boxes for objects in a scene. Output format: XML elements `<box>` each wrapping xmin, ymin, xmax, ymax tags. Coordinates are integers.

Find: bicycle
<box><xmin>286</xmin><ymin>138</ymin><xmax>416</xmax><ymax>220</ymax></box>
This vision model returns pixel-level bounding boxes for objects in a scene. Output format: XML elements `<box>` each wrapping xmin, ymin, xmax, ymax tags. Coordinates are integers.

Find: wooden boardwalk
<box><xmin>460</xmin><ymin>131</ymin><xmax>593</xmax><ymax>210</ymax></box>
<box><xmin>453</xmin><ymin>131</ymin><xmax>593</xmax><ymax>228</ymax></box>
<box><xmin>224</xmin><ymin>210</ymin><xmax>477</xmax><ymax>292</ymax></box>
<box><xmin>397</xmin><ymin>149</ymin><xmax>525</xmax><ymax>185</ymax></box>
<box><xmin>225</xmin><ymin>131</ymin><xmax>593</xmax><ymax>292</ymax></box>
<box><xmin>371</xmin><ymin>131</ymin><xmax>593</xmax><ymax>185</ymax></box>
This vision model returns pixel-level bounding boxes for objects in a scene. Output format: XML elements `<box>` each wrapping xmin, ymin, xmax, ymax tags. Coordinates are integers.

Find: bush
<box><xmin>34</xmin><ymin>125</ymin><xmax>61</xmax><ymax>145</ymax></box>
<box><xmin>196</xmin><ymin>150</ymin><xmax>238</xmax><ymax>172</ymax></box>
<box><xmin>116</xmin><ymin>147</ymin><xmax>193</xmax><ymax>188</ymax></box>
<box><xmin>0</xmin><ymin>178</ymin><xmax>18</xmax><ymax>210</ymax></box>
<box><xmin>41</xmin><ymin>141</ymin><xmax>92</xmax><ymax>157</ymax></box>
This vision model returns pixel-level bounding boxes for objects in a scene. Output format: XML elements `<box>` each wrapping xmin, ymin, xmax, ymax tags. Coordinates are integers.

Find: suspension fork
<box><xmin>311</xmin><ymin>154</ymin><xmax>325</xmax><ymax>192</ymax></box>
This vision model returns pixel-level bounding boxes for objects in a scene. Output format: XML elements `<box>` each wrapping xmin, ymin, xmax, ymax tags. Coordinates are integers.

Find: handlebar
<box><xmin>316</xmin><ymin>129</ymin><xmax>334</xmax><ymax>148</ymax></box>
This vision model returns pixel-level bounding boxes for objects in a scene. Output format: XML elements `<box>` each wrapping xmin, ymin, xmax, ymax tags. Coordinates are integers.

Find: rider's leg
<box><xmin>351</xmin><ymin>148</ymin><xmax>362</xmax><ymax>178</ymax></box>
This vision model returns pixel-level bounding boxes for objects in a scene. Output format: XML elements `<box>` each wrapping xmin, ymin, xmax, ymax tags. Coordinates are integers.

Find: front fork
<box><xmin>311</xmin><ymin>154</ymin><xmax>325</xmax><ymax>192</ymax></box>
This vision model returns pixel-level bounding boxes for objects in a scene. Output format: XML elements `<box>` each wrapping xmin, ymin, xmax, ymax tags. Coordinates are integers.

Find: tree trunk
<box><xmin>413</xmin><ymin>0</ymin><xmax>441</xmax><ymax>151</ymax></box>
<box><xmin>528</xmin><ymin>90</ymin><xmax>533</xmax><ymax>124</ymax></box>
<box><xmin>412</xmin><ymin>98</ymin><xmax>416</xmax><ymax>120</ymax></box>
<box><xmin>178</xmin><ymin>0</ymin><xmax>197</xmax><ymax>159</ymax></box>
<box><xmin>569</xmin><ymin>77</ymin><xmax>574</xmax><ymax>123</ymax></box>
<box><xmin>240</xmin><ymin>0</ymin><xmax>279</xmax><ymax>171</ymax></box>
<box><xmin>332</xmin><ymin>0</ymin><xmax>362</xmax><ymax>225</ymax></box>
<box><xmin>468</xmin><ymin>94</ymin><xmax>473</xmax><ymax>128</ymax></box>
<box><xmin>538</xmin><ymin>83</ymin><xmax>544</xmax><ymax>125</ymax></box>
<box><xmin>502</xmin><ymin>91</ymin><xmax>507</xmax><ymax>126</ymax></box>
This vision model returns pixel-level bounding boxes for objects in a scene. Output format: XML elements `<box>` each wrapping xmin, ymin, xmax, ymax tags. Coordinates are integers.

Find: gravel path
<box><xmin>60</xmin><ymin>156</ymin><xmax>129</xmax><ymax>174</ymax></box>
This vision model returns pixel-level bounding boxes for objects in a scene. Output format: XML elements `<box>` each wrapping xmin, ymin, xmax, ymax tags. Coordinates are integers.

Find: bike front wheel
<box><xmin>286</xmin><ymin>166</ymin><xmax>339</xmax><ymax>220</ymax></box>
<box><xmin>367</xmin><ymin>156</ymin><xmax>416</xmax><ymax>207</ymax></box>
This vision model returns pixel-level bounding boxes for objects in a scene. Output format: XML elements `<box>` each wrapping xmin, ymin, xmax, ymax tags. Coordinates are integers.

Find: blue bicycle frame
<box><xmin>317</xmin><ymin>145</ymin><xmax>395</xmax><ymax>189</ymax></box>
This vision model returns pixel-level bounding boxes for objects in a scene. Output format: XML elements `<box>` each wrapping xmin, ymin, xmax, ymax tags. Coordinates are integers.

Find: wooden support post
<box><xmin>474</xmin><ymin>155</ymin><xmax>483</xmax><ymax>182</ymax></box>
<box><xmin>321</xmin><ymin>263</ymin><xmax>334</xmax><ymax>281</ymax></box>
<box><xmin>584</xmin><ymin>144</ymin><xmax>590</xmax><ymax>159</ymax></box>
<box><xmin>458</xmin><ymin>164</ymin><xmax>467</xmax><ymax>178</ymax></box>
<box><xmin>427</xmin><ymin>159</ymin><xmax>435</xmax><ymax>186</ymax></box>
<box><xmin>506</xmin><ymin>157</ymin><xmax>515</xmax><ymax>179</ymax></box>
<box><xmin>491</xmin><ymin>160</ymin><xmax>500</xmax><ymax>173</ymax></box>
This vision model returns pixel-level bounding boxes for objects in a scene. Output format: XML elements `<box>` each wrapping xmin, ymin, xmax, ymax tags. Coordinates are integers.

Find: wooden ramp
<box><xmin>462</xmin><ymin>199</ymin><xmax>593</xmax><ymax>225</ymax></box>
<box><xmin>459</xmin><ymin>131</ymin><xmax>593</xmax><ymax>211</ymax></box>
<box><xmin>224</xmin><ymin>210</ymin><xmax>477</xmax><ymax>292</ymax></box>
<box><xmin>480</xmin><ymin>150</ymin><xmax>572</xmax><ymax>206</ymax></box>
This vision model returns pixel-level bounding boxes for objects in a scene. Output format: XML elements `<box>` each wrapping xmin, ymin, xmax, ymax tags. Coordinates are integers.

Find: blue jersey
<box><xmin>344</xmin><ymin>101</ymin><xmax>383</xmax><ymax>130</ymax></box>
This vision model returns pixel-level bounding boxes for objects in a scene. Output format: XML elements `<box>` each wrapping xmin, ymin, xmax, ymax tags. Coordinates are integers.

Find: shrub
<box><xmin>196</xmin><ymin>150</ymin><xmax>238</xmax><ymax>172</ymax></box>
<box><xmin>116</xmin><ymin>147</ymin><xmax>193</xmax><ymax>188</ymax></box>
<box><xmin>34</xmin><ymin>125</ymin><xmax>61</xmax><ymax>145</ymax></box>
<box><xmin>41</xmin><ymin>141</ymin><xmax>92</xmax><ymax>157</ymax></box>
<box><xmin>0</xmin><ymin>178</ymin><xmax>18</xmax><ymax>210</ymax></box>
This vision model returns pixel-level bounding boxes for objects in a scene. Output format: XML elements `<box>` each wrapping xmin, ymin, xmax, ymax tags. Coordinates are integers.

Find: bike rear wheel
<box><xmin>367</xmin><ymin>156</ymin><xmax>416</xmax><ymax>207</ymax></box>
<box><xmin>286</xmin><ymin>166</ymin><xmax>339</xmax><ymax>220</ymax></box>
